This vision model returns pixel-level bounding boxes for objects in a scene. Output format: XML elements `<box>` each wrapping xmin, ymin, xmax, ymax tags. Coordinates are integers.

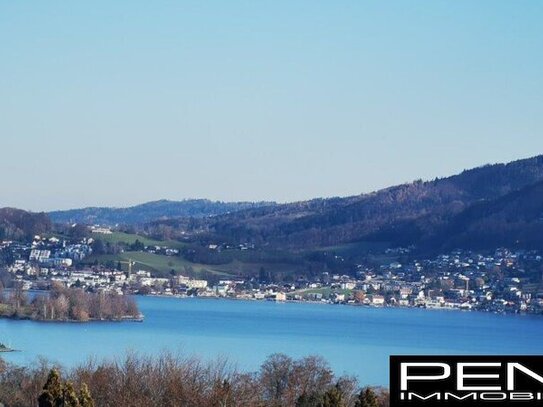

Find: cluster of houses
<box><xmin>283</xmin><ymin>248</ymin><xmax>543</xmax><ymax>314</ymax></box>
<box><xmin>168</xmin><ymin>248</ymin><xmax>543</xmax><ymax>314</ymax></box>
<box><xmin>4</xmin><ymin>236</ymin><xmax>92</xmax><ymax>275</ymax></box>
<box><xmin>2</xmin><ymin>234</ymin><xmax>543</xmax><ymax>314</ymax></box>
<box><xmin>6</xmin><ymin>263</ymin><xmax>210</xmax><ymax>297</ymax></box>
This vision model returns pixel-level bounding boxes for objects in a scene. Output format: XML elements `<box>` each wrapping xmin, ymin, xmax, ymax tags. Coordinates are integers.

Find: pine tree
<box><xmin>322</xmin><ymin>384</ymin><xmax>344</xmax><ymax>407</ymax></box>
<box><xmin>37</xmin><ymin>390</ymin><xmax>55</xmax><ymax>407</ymax></box>
<box><xmin>295</xmin><ymin>392</ymin><xmax>323</xmax><ymax>407</ymax></box>
<box><xmin>355</xmin><ymin>387</ymin><xmax>379</xmax><ymax>407</ymax></box>
<box><xmin>78</xmin><ymin>383</ymin><xmax>95</xmax><ymax>407</ymax></box>
<box><xmin>63</xmin><ymin>381</ymin><xmax>80</xmax><ymax>407</ymax></box>
<box><xmin>38</xmin><ymin>369</ymin><xmax>63</xmax><ymax>407</ymax></box>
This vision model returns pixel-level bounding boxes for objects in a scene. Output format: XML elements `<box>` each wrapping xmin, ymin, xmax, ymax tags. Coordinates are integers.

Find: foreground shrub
<box><xmin>0</xmin><ymin>353</ymin><xmax>389</xmax><ymax>407</ymax></box>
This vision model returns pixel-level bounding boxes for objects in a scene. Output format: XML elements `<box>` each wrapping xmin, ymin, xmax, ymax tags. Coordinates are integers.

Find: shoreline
<box><xmin>142</xmin><ymin>293</ymin><xmax>537</xmax><ymax>318</ymax></box>
<box><xmin>0</xmin><ymin>314</ymin><xmax>144</xmax><ymax>324</ymax></box>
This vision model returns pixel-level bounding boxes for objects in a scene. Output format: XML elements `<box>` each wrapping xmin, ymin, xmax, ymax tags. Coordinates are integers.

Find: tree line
<box><xmin>0</xmin><ymin>208</ymin><xmax>51</xmax><ymax>241</ymax></box>
<box><xmin>0</xmin><ymin>353</ymin><xmax>389</xmax><ymax>406</ymax></box>
<box><xmin>143</xmin><ymin>155</ymin><xmax>543</xmax><ymax>251</ymax></box>
<box><xmin>0</xmin><ymin>282</ymin><xmax>140</xmax><ymax>322</ymax></box>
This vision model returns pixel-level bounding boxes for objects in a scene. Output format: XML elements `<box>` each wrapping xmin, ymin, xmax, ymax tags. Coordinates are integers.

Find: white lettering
<box><xmin>408</xmin><ymin>392</ymin><xmax>441</xmax><ymax>400</ymax></box>
<box><xmin>401</xmin><ymin>363</ymin><xmax>451</xmax><ymax>391</ymax></box>
<box><xmin>507</xmin><ymin>363</ymin><xmax>543</xmax><ymax>391</ymax></box>
<box><xmin>480</xmin><ymin>392</ymin><xmax>507</xmax><ymax>400</ymax></box>
<box><xmin>510</xmin><ymin>392</ymin><xmax>534</xmax><ymax>400</ymax></box>
<box><xmin>457</xmin><ymin>363</ymin><xmax>501</xmax><ymax>391</ymax></box>
<box><xmin>444</xmin><ymin>392</ymin><xmax>477</xmax><ymax>400</ymax></box>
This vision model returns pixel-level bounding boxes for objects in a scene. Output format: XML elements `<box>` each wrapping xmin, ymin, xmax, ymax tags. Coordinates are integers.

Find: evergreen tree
<box><xmin>63</xmin><ymin>381</ymin><xmax>80</xmax><ymax>407</ymax></box>
<box><xmin>130</xmin><ymin>239</ymin><xmax>145</xmax><ymax>251</ymax></box>
<box><xmin>37</xmin><ymin>390</ymin><xmax>55</xmax><ymax>407</ymax></box>
<box><xmin>38</xmin><ymin>369</ymin><xmax>63</xmax><ymax>407</ymax></box>
<box><xmin>37</xmin><ymin>369</ymin><xmax>94</xmax><ymax>407</ymax></box>
<box><xmin>296</xmin><ymin>392</ymin><xmax>323</xmax><ymax>407</ymax></box>
<box><xmin>355</xmin><ymin>387</ymin><xmax>379</xmax><ymax>407</ymax></box>
<box><xmin>78</xmin><ymin>384</ymin><xmax>95</xmax><ymax>407</ymax></box>
<box><xmin>322</xmin><ymin>384</ymin><xmax>344</xmax><ymax>407</ymax></box>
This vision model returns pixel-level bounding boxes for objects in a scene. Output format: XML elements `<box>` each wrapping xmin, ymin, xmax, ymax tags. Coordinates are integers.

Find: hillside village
<box><xmin>1</xmin><ymin>227</ymin><xmax>543</xmax><ymax>315</ymax></box>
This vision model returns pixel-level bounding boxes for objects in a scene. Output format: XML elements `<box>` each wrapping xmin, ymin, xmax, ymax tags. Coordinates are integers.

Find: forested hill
<box><xmin>29</xmin><ymin>154</ymin><xmax>543</xmax><ymax>252</ymax></box>
<box><xmin>149</xmin><ymin>155</ymin><xmax>543</xmax><ymax>250</ymax></box>
<box><xmin>49</xmin><ymin>199</ymin><xmax>276</xmax><ymax>226</ymax></box>
<box><xmin>0</xmin><ymin>208</ymin><xmax>51</xmax><ymax>241</ymax></box>
<box><xmin>420</xmin><ymin>180</ymin><xmax>543</xmax><ymax>251</ymax></box>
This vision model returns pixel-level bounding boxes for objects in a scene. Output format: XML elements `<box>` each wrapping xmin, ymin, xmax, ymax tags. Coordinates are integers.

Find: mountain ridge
<box><xmin>9</xmin><ymin>154</ymin><xmax>543</xmax><ymax>253</ymax></box>
<box><xmin>49</xmin><ymin>199</ymin><xmax>276</xmax><ymax>225</ymax></box>
<box><xmin>145</xmin><ymin>154</ymin><xmax>543</xmax><ymax>250</ymax></box>
<box><xmin>0</xmin><ymin>207</ymin><xmax>51</xmax><ymax>241</ymax></box>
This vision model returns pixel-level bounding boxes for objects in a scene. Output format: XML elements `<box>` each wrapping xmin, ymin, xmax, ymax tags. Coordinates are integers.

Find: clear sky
<box><xmin>1</xmin><ymin>1</ymin><xmax>542</xmax><ymax>211</ymax></box>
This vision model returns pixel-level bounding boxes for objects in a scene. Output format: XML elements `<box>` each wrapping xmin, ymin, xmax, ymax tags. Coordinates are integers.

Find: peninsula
<box><xmin>0</xmin><ymin>283</ymin><xmax>141</xmax><ymax>322</ymax></box>
<box><xmin>0</xmin><ymin>343</ymin><xmax>14</xmax><ymax>352</ymax></box>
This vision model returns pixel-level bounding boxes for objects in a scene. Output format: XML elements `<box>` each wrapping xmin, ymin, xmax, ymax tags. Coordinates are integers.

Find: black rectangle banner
<box><xmin>390</xmin><ymin>355</ymin><xmax>543</xmax><ymax>407</ymax></box>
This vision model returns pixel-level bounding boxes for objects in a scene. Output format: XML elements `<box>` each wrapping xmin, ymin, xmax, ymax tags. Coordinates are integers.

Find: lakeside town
<box><xmin>1</xmin><ymin>227</ymin><xmax>543</xmax><ymax>316</ymax></box>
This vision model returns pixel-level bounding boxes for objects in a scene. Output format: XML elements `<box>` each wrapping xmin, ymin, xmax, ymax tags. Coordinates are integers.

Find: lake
<box><xmin>1</xmin><ymin>296</ymin><xmax>542</xmax><ymax>385</ymax></box>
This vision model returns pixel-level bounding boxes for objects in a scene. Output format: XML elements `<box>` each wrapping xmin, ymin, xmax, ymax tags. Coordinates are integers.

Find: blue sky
<box><xmin>1</xmin><ymin>1</ymin><xmax>542</xmax><ymax>211</ymax></box>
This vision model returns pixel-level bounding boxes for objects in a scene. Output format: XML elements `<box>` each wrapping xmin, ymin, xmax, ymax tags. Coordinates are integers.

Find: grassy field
<box><xmin>85</xmin><ymin>252</ymin><xmax>234</xmax><ymax>277</ymax></box>
<box><xmin>85</xmin><ymin>250</ymin><xmax>310</xmax><ymax>279</ymax></box>
<box><xmin>90</xmin><ymin>231</ymin><xmax>186</xmax><ymax>249</ymax></box>
<box><xmin>85</xmin><ymin>233</ymin><xmax>389</xmax><ymax>280</ymax></box>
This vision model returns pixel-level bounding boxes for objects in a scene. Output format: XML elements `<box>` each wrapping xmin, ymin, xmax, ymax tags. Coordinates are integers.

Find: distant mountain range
<box><xmin>147</xmin><ymin>154</ymin><xmax>543</xmax><ymax>251</ymax></box>
<box><xmin>48</xmin><ymin>199</ymin><xmax>276</xmax><ymax>225</ymax></box>
<box><xmin>4</xmin><ymin>155</ymin><xmax>543</xmax><ymax>253</ymax></box>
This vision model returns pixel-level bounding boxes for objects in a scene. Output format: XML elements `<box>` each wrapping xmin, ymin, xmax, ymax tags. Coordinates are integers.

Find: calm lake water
<box><xmin>1</xmin><ymin>296</ymin><xmax>542</xmax><ymax>385</ymax></box>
